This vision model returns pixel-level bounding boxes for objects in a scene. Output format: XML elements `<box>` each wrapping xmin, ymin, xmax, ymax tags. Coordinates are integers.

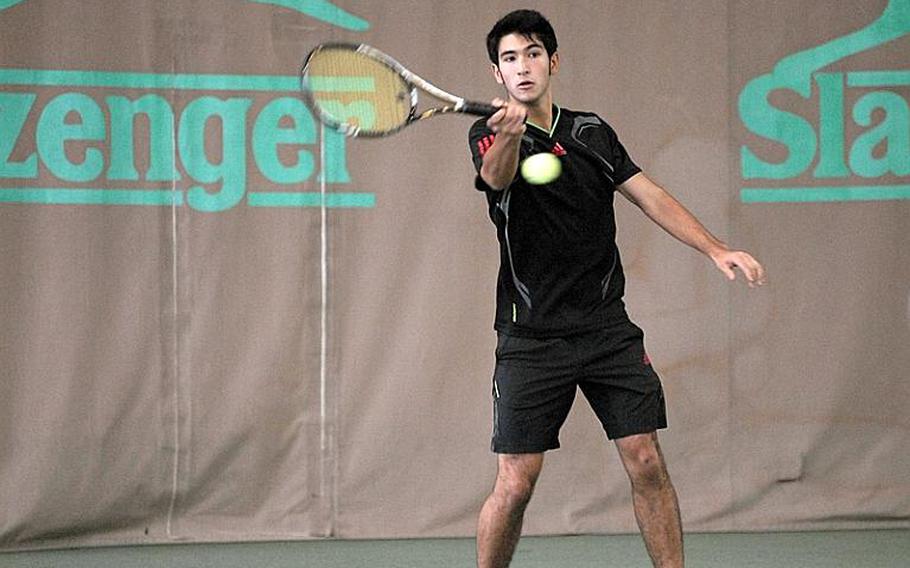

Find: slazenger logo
<box><xmin>0</xmin><ymin>0</ymin><xmax>375</xmax><ymax>211</ymax></box>
<box><xmin>739</xmin><ymin>0</ymin><xmax>910</xmax><ymax>203</ymax></box>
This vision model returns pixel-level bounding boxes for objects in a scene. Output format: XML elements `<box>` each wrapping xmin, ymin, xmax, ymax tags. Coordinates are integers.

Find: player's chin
<box><xmin>509</xmin><ymin>89</ymin><xmax>541</xmax><ymax>105</ymax></box>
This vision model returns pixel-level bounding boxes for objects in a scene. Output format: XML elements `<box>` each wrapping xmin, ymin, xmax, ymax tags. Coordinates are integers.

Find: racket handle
<box><xmin>460</xmin><ymin>101</ymin><xmax>499</xmax><ymax>117</ymax></box>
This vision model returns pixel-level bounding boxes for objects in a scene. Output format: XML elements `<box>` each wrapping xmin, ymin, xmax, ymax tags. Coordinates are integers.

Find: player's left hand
<box><xmin>711</xmin><ymin>249</ymin><xmax>766</xmax><ymax>287</ymax></box>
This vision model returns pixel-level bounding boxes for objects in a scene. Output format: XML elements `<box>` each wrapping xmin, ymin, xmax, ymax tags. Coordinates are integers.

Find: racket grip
<box><xmin>460</xmin><ymin>101</ymin><xmax>499</xmax><ymax>117</ymax></box>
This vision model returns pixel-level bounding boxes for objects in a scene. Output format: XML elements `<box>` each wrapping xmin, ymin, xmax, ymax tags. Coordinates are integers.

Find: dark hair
<box><xmin>486</xmin><ymin>9</ymin><xmax>558</xmax><ymax>64</ymax></box>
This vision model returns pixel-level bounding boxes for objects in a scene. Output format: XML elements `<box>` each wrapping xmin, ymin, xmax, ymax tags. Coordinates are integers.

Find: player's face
<box><xmin>492</xmin><ymin>33</ymin><xmax>558</xmax><ymax>106</ymax></box>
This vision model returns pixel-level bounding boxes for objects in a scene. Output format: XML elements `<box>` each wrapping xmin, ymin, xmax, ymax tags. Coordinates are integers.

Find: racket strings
<box><xmin>303</xmin><ymin>48</ymin><xmax>413</xmax><ymax>136</ymax></box>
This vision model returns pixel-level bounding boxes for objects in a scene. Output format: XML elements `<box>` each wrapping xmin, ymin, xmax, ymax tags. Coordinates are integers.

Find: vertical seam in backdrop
<box><xmin>319</xmin><ymin>123</ymin><xmax>334</xmax><ymax>536</ymax></box>
<box><xmin>165</xmin><ymin>42</ymin><xmax>180</xmax><ymax>538</ymax></box>
<box><xmin>724</xmin><ymin>2</ymin><xmax>738</xmax><ymax>531</ymax></box>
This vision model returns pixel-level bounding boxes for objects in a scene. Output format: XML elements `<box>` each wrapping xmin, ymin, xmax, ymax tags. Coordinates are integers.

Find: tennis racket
<box><xmin>300</xmin><ymin>42</ymin><xmax>498</xmax><ymax>138</ymax></box>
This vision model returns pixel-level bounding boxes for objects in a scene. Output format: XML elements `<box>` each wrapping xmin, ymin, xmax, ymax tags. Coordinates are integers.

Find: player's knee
<box><xmin>495</xmin><ymin>477</ymin><xmax>535</xmax><ymax>511</ymax></box>
<box><xmin>494</xmin><ymin>468</ymin><xmax>538</xmax><ymax>510</ymax></box>
<box><xmin>623</xmin><ymin>445</ymin><xmax>669</xmax><ymax>490</ymax></box>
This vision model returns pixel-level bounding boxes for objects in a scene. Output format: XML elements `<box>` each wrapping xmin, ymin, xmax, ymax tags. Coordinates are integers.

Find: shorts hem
<box><xmin>491</xmin><ymin>442</ymin><xmax>560</xmax><ymax>454</ymax></box>
<box><xmin>606</xmin><ymin>420</ymin><xmax>668</xmax><ymax>441</ymax></box>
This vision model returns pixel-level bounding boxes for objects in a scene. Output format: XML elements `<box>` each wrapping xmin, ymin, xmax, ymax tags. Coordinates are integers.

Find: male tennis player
<box><xmin>468</xmin><ymin>9</ymin><xmax>765</xmax><ymax>568</ymax></box>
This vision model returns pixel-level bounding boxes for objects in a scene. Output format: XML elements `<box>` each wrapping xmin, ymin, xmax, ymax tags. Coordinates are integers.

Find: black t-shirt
<box><xmin>468</xmin><ymin>105</ymin><xmax>641</xmax><ymax>337</ymax></box>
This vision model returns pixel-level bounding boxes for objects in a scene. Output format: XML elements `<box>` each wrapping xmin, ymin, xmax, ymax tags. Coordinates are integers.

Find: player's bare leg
<box><xmin>476</xmin><ymin>453</ymin><xmax>544</xmax><ymax>568</ymax></box>
<box><xmin>615</xmin><ymin>432</ymin><xmax>684</xmax><ymax>568</ymax></box>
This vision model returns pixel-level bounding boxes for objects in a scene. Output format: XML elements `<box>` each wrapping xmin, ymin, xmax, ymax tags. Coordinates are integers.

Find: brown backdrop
<box><xmin>1</xmin><ymin>0</ymin><xmax>908</xmax><ymax>550</ymax></box>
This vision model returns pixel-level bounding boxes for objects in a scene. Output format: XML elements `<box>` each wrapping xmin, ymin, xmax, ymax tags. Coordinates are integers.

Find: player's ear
<box><xmin>549</xmin><ymin>52</ymin><xmax>559</xmax><ymax>76</ymax></box>
<box><xmin>491</xmin><ymin>63</ymin><xmax>504</xmax><ymax>85</ymax></box>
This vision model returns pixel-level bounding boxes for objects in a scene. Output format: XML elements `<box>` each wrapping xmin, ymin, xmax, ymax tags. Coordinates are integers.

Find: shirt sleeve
<box><xmin>600</xmin><ymin>118</ymin><xmax>641</xmax><ymax>185</ymax></box>
<box><xmin>468</xmin><ymin>119</ymin><xmax>497</xmax><ymax>192</ymax></box>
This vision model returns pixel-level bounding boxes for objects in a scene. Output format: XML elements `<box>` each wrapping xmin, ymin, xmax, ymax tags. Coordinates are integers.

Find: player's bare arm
<box><xmin>618</xmin><ymin>172</ymin><xmax>766</xmax><ymax>287</ymax></box>
<box><xmin>479</xmin><ymin>99</ymin><xmax>527</xmax><ymax>191</ymax></box>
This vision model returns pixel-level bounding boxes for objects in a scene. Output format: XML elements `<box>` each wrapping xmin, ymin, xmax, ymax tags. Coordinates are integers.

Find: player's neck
<box><xmin>516</xmin><ymin>92</ymin><xmax>553</xmax><ymax>132</ymax></box>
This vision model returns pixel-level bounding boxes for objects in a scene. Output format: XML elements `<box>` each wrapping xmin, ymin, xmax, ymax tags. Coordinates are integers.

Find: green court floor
<box><xmin>2</xmin><ymin>530</ymin><xmax>908</xmax><ymax>567</ymax></box>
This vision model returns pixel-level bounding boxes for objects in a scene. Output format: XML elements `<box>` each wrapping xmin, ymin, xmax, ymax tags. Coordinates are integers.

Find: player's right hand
<box><xmin>487</xmin><ymin>98</ymin><xmax>526</xmax><ymax>137</ymax></box>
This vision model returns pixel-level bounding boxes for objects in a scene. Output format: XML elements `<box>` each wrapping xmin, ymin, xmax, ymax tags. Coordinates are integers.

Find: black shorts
<box><xmin>490</xmin><ymin>320</ymin><xmax>667</xmax><ymax>453</ymax></box>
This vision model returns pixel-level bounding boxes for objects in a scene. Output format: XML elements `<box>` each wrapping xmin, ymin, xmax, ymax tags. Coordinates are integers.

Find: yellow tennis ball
<box><xmin>520</xmin><ymin>152</ymin><xmax>562</xmax><ymax>185</ymax></box>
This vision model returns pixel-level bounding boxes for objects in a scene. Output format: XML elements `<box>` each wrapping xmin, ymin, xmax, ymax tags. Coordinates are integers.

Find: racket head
<box><xmin>300</xmin><ymin>43</ymin><xmax>417</xmax><ymax>137</ymax></box>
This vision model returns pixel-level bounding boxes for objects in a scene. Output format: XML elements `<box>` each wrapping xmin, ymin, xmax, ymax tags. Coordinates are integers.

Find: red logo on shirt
<box><xmin>552</xmin><ymin>142</ymin><xmax>566</xmax><ymax>156</ymax></box>
<box><xmin>477</xmin><ymin>135</ymin><xmax>496</xmax><ymax>156</ymax></box>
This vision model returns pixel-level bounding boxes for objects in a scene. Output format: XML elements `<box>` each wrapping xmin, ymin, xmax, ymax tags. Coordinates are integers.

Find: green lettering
<box><xmin>252</xmin><ymin>97</ymin><xmax>315</xmax><ymax>184</ymax></box>
<box><xmin>740</xmin><ymin>74</ymin><xmax>817</xmax><ymax>180</ymax></box>
<box><xmin>813</xmin><ymin>73</ymin><xmax>849</xmax><ymax>178</ymax></box>
<box><xmin>107</xmin><ymin>94</ymin><xmax>180</xmax><ymax>182</ymax></box>
<box><xmin>850</xmin><ymin>90</ymin><xmax>910</xmax><ymax>177</ymax></box>
<box><xmin>178</xmin><ymin>96</ymin><xmax>252</xmax><ymax>212</ymax></box>
<box><xmin>0</xmin><ymin>92</ymin><xmax>37</xmax><ymax>178</ymax></box>
<box><xmin>321</xmin><ymin>129</ymin><xmax>350</xmax><ymax>183</ymax></box>
<box><xmin>36</xmin><ymin>93</ymin><xmax>105</xmax><ymax>182</ymax></box>
<box><xmin>318</xmin><ymin>101</ymin><xmax>374</xmax><ymax>183</ymax></box>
